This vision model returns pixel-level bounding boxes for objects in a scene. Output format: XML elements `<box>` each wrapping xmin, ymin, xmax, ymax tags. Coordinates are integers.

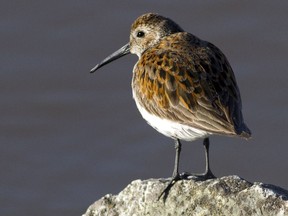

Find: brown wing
<box><xmin>133</xmin><ymin>34</ymin><xmax>250</xmax><ymax>137</ymax></box>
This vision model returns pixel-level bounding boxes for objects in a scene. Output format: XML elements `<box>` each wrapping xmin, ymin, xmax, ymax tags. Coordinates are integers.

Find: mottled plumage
<box><xmin>132</xmin><ymin>32</ymin><xmax>250</xmax><ymax>138</ymax></box>
<box><xmin>90</xmin><ymin>13</ymin><xmax>251</xmax><ymax>199</ymax></box>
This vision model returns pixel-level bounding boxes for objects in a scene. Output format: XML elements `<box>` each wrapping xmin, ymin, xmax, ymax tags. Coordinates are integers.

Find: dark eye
<box><xmin>137</xmin><ymin>31</ymin><xmax>145</xmax><ymax>38</ymax></box>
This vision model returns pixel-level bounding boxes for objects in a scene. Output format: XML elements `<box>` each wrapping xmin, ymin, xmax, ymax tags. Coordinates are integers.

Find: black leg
<box><xmin>202</xmin><ymin>137</ymin><xmax>216</xmax><ymax>179</ymax></box>
<box><xmin>172</xmin><ymin>139</ymin><xmax>181</xmax><ymax>178</ymax></box>
<box><xmin>158</xmin><ymin>139</ymin><xmax>182</xmax><ymax>200</ymax></box>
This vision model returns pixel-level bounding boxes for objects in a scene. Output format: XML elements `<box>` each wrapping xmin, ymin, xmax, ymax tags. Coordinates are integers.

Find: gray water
<box><xmin>1</xmin><ymin>1</ymin><xmax>288</xmax><ymax>215</ymax></box>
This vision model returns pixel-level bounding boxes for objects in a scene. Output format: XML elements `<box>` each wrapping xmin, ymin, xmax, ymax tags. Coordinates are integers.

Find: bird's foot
<box><xmin>158</xmin><ymin>171</ymin><xmax>216</xmax><ymax>201</ymax></box>
<box><xmin>185</xmin><ymin>170</ymin><xmax>216</xmax><ymax>181</ymax></box>
<box><xmin>158</xmin><ymin>173</ymin><xmax>185</xmax><ymax>201</ymax></box>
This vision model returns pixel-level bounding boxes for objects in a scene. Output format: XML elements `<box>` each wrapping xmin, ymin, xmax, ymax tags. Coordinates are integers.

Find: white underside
<box><xmin>133</xmin><ymin>94</ymin><xmax>210</xmax><ymax>141</ymax></box>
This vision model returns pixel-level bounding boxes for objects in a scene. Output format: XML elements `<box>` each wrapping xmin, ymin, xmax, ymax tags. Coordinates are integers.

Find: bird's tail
<box><xmin>238</xmin><ymin>123</ymin><xmax>252</xmax><ymax>139</ymax></box>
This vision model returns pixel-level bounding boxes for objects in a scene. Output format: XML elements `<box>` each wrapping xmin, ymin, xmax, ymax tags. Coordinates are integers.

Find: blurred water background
<box><xmin>1</xmin><ymin>1</ymin><xmax>288</xmax><ymax>215</ymax></box>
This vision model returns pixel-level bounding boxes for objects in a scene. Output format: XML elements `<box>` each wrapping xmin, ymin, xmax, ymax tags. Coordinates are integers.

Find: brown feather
<box><xmin>132</xmin><ymin>32</ymin><xmax>249</xmax><ymax>136</ymax></box>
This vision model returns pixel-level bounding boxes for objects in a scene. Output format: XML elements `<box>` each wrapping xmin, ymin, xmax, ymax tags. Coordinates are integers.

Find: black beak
<box><xmin>90</xmin><ymin>43</ymin><xmax>130</xmax><ymax>73</ymax></box>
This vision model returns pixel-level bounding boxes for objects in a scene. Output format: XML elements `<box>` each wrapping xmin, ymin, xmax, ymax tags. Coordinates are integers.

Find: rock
<box><xmin>83</xmin><ymin>175</ymin><xmax>288</xmax><ymax>216</ymax></box>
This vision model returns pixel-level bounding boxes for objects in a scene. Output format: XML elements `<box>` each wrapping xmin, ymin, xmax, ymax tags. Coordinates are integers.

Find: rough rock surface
<box><xmin>83</xmin><ymin>175</ymin><xmax>288</xmax><ymax>216</ymax></box>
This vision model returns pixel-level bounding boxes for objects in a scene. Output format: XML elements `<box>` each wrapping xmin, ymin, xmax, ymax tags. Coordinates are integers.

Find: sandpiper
<box><xmin>90</xmin><ymin>13</ymin><xmax>251</xmax><ymax>198</ymax></box>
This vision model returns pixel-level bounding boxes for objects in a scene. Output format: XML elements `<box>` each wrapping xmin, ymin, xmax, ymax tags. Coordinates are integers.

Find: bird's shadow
<box><xmin>158</xmin><ymin>172</ymin><xmax>214</xmax><ymax>202</ymax></box>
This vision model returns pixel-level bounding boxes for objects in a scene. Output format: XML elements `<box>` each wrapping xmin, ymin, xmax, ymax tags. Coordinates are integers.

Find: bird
<box><xmin>90</xmin><ymin>13</ymin><xmax>251</xmax><ymax>199</ymax></box>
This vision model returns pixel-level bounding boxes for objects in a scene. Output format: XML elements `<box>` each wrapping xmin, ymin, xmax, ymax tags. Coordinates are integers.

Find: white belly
<box><xmin>133</xmin><ymin>96</ymin><xmax>210</xmax><ymax>141</ymax></box>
